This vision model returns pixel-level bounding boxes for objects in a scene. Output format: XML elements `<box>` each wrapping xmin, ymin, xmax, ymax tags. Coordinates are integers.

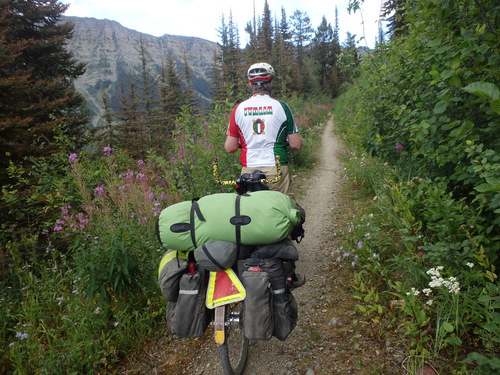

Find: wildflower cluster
<box><xmin>54</xmin><ymin>147</ymin><xmax>177</xmax><ymax>236</ymax></box>
<box><xmin>331</xmin><ymin>213</ymin><xmax>379</xmax><ymax>268</ymax></box>
<box><xmin>407</xmin><ymin>266</ymin><xmax>462</xmax><ymax>307</ymax></box>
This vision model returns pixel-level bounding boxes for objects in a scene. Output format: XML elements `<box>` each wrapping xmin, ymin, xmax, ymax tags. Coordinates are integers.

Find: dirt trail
<box><xmin>123</xmin><ymin>117</ymin><xmax>401</xmax><ymax>374</ymax></box>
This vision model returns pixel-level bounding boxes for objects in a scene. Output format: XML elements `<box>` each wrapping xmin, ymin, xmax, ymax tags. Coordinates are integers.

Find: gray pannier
<box><xmin>238</xmin><ymin>255</ymin><xmax>298</xmax><ymax>341</ymax></box>
<box><xmin>158</xmin><ymin>250</ymin><xmax>189</xmax><ymax>302</ymax></box>
<box><xmin>165</xmin><ymin>267</ymin><xmax>212</xmax><ymax>338</ymax></box>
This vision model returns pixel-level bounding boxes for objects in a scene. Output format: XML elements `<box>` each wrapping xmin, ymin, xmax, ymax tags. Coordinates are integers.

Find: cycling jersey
<box><xmin>226</xmin><ymin>94</ymin><xmax>299</xmax><ymax>168</ymax></box>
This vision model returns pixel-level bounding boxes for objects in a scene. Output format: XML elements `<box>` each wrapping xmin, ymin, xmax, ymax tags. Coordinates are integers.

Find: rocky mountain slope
<box><xmin>62</xmin><ymin>16</ymin><xmax>218</xmax><ymax>127</ymax></box>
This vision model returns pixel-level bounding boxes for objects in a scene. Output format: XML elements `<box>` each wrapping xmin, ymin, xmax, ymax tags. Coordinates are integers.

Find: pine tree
<box><xmin>214</xmin><ymin>12</ymin><xmax>245</xmax><ymax>102</ymax></box>
<box><xmin>257</xmin><ymin>0</ymin><xmax>274</xmax><ymax>61</ymax></box>
<box><xmin>271</xmin><ymin>9</ymin><xmax>295</xmax><ymax>97</ymax></box>
<box><xmin>133</xmin><ymin>37</ymin><xmax>160</xmax><ymax>145</ymax></box>
<box><xmin>181</xmin><ymin>50</ymin><xmax>199</xmax><ymax>111</ymax></box>
<box><xmin>290</xmin><ymin>9</ymin><xmax>313</xmax><ymax>69</ymax></box>
<box><xmin>115</xmin><ymin>81</ymin><xmax>146</xmax><ymax>156</ymax></box>
<box><xmin>92</xmin><ymin>91</ymin><xmax>118</xmax><ymax>148</ymax></box>
<box><xmin>382</xmin><ymin>0</ymin><xmax>407</xmax><ymax>37</ymax></box>
<box><xmin>0</xmin><ymin>0</ymin><xmax>88</xmax><ymax>184</ymax></box>
<box><xmin>158</xmin><ymin>51</ymin><xmax>183</xmax><ymax>145</ymax></box>
<box><xmin>312</xmin><ymin>16</ymin><xmax>335</xmax><ymax>94</ymax></box>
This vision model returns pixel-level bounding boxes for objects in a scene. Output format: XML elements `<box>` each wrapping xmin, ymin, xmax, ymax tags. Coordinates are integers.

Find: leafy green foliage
<box><xmin>334</xmin><ymin>0</ymin><xmax>500</xmax><ymax>371</ymax></box>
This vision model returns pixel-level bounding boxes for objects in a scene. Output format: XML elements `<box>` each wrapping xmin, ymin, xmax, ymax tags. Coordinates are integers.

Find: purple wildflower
<box><xmin>94</xmin><ymin>185</ymin><xmax>106</xmax><ymax>197</ymax></box>
<box><xmin>69</xmin><ymin>153</ymin><xmax>78</xmax><ymax>165</ymax></box>
<box><xmin>396</xmin><ymin>143</ymin><xmax>404</xmax><ymax>151</ymax></box>
<box><xmin>103</xmin><ymin>146</ymin><xmax>115</xmax><ymax>156</ymax></box>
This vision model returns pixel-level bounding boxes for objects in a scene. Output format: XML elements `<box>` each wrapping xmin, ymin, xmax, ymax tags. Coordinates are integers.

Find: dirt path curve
<box><xmin>176</xmin><ymin>116</ymin><xmax>346</xmax><ymax>375</ymax></box>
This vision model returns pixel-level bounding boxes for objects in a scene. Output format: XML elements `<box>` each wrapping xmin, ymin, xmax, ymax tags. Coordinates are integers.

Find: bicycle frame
<box><xmin>208</xmin><ymin>156</ymin><xmax>284</xmax><ymax>375</ymax></box>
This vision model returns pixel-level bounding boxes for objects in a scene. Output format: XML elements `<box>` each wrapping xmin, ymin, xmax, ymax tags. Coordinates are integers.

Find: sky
<box><xmin>60</xmin><ymin>0</ymin><xmax>385</xmax><ymax>48</ymax></box>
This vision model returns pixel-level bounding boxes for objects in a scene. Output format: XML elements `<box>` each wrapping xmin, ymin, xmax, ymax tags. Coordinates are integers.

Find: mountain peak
<box><xmin>62</xmin><ymin>16</ymin><xmax>217</xmax><ymax>127</ymax></box>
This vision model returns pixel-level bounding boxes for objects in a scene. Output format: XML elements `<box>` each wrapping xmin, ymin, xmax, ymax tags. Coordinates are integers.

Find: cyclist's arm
<box><xmin>288</xmin><ymin>133</ymin><xmax>302</xmax><ymax>150</ymax></box>
<box><xmin>225</xmin><ymin>135</ymin><xmax>239</xmax><ymax>153</ymax></box>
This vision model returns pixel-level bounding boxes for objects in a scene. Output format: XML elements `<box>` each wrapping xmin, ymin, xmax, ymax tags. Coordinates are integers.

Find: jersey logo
<box><xmin>253</xmin><ymin>119</ymin><xmax>266</xmax><ymax>135</ymax></box>
<box><xmin>244</xmin><ymin>106</ymin><xmax>273</xmax><ymax>116</ymax></box>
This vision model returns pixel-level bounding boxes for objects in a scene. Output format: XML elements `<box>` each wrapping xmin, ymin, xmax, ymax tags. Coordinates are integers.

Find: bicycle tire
<box><xmin>218</xmin><ymin>303</ymin><xmax>249</xmax><ymax>375</ymax></box>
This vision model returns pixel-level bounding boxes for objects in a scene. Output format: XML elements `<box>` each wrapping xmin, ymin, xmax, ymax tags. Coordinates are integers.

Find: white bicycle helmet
<box><xmin>247</xmin><ymin>62</ymin><xmax>275</xmax><ymax>83</ymax></box>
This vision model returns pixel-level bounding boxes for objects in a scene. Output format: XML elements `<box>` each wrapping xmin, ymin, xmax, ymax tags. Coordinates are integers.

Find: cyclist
<box><xmin>224</xmin><ymin>62</ymin><xmax>303</xmax><ymax>196</ymax></box>
<box><xmin>225</xmin><ymin>62</ymin><xmax>306</xmax><ymax>289</ymax></box>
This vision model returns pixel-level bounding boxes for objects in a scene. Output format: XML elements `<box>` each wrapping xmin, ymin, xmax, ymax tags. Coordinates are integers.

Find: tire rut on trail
<box><xmin>176</xmin><ymin>117</ymin><xmax>346</xmax><ymax>375</ymax></box>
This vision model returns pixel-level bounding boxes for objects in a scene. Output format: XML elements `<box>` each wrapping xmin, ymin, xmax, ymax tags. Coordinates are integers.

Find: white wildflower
<box><xmin>429</xmin><ymin>278</ymin><xmax>444</xmax><ymax>288</ymax></box>
<box><xmin>407</xmin><ymin>288</ymin><xmax>420</xmax><ymax>296</ymax></box>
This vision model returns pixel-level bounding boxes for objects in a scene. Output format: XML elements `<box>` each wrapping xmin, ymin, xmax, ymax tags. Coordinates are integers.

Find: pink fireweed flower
<box><xmin>396</xmin><ymin>143</ymin><xmax>404</xmax><ymax>151</ymax></box>
<box><xmin>94</xmin><ymin>185</ymin><xmax>106</xmax><ymax>197</ymax></box>
<box><xmin>137</xmin><ymin>160</ymin><xmax>146</xmax><ymax>168</ymax></box>
<box><xmin>69</xmin><ymin>153</ymin><xmax>78</xmax><ymax>164</ymax></box>
<box><xmin>103</xmin><ymin>146</ymin><xmax>115</xmax><ymax>156</ymax></box>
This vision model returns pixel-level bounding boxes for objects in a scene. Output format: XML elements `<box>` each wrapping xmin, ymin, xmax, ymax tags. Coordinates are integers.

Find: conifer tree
<box><xmin>290</xmin><ymin>9</ymin><xmax>313</xmax><ymax>69</ymax></box>
<box><xmin>0</xmin><ymin>0</ymin><xmax>88</xmax><ymax>184</ymax></box>
<box><xmin>158</xmin><ymin>52</ymin><xmax>183</xmax><ymax>144</ymax></box>
<box><xmin>215</xmin><ymin>12</ymin><xmax>245</xmax><ymax>102</ymax></box>
<box><xmin>312</xmin><ymin>16</ymin><xmax>335</xmax><ymax>94</ymax></box>
<box><xmin>271</xmin><ymin>9</ymin><xmax>295</xmax><ymax>97</ymax></box>
<box><xmin>92</xmin><ymin>91</ymin><xmax>118</xmax><ymax>148</ymax></box>
<box><xmin>257</xmin><ymin>0</ymin><xmax>274</xmax><ymax>61</ymax></box>
<box><xmin>134</xmin><ymin>37</ymin><xmax>160</xmax><ymax>145</ymax></box>
<box><xmin>210</xmin><ymin>48</ymin><xmax>226</xmax><ymax>102</ymax></box>
<box><xmin>382</xmin><ymin>0</ymin><xmax>407</xmax><ymax>37</ymax></box>
<box><xmin>116</xmin><ymin>80</ymin><xmax>152</xmax><ymax>157</ymax></box>
<box><xmin>181</xmin><ymin>50</ymin><xmax>199</xmax><ymax>111</ymax></box>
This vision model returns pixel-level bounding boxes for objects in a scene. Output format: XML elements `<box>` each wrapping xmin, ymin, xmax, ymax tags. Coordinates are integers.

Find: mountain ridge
<box><xmin>62</xmin><ymin>16</ymin><xmax>218</xmax><ymax>127</ymax></box>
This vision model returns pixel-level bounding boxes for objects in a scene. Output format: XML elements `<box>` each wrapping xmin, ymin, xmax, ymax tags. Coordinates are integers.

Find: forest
<box><xmin>1</xmin><ymin>0</ymin><xmax>499</xmax><ymax>373</ymax></box>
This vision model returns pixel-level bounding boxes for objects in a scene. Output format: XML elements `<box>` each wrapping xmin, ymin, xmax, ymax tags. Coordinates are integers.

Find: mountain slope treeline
<box><xmin>62</xmin><ymin>15</ymin><xmax>218</xmax><ymax>127</ymax></box>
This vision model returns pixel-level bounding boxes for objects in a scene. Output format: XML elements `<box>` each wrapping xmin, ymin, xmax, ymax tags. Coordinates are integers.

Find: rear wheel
<box><xmin>218</xmin><ymin>303</ymin><xmax>249</xmax><ymax>375</ymax></box>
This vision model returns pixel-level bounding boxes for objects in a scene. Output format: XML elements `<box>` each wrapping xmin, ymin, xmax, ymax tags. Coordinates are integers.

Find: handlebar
<box><xmin>213</xmin><ymin>156</ymin><xmax>282</xmax><ymax>191</ymax></box>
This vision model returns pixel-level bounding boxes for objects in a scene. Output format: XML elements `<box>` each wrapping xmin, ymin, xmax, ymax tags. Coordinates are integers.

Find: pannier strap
<box><xmin>201</xmin><ymin>243</ymin><xmax>225</xmax><ymax>271</ymax></box>
<box><xmin>272</xmin><ymin>288</ymin><xmax>286</xmax><ymax>295</ymax></box>
<box><xmin>190</xmin><ymin>199</ymin><xmax>206</xmax><ymax>249</ymax></box>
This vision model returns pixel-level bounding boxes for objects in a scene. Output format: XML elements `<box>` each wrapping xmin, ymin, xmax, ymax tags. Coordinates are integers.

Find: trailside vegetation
<box><xmin>334</xmin><ymin>0</ymin><xmax>500</xmax><ymax>373</ymax></box>
<box><xmin>0</xmin><ymin>1</ymin><xmax>335</xmax><ymax>372</ymax></box>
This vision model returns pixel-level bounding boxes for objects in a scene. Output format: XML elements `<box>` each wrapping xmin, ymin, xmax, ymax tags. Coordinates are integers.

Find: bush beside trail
<box><xmin>332</xmin><ymin>0</ymin><xmax>500</xmax><ymax>373</ymax></box>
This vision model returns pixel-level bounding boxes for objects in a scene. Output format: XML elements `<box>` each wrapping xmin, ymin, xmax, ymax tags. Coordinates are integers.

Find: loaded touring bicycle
<box><xmin>157</xmin><ymin>157</ymin><xmax>305</xmax><ymax>374</ymax></box>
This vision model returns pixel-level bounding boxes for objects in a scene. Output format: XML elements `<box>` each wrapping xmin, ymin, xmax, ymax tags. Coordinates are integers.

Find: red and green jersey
<box><xmin>226</xmin><ymin>94</ymin><xmax>299</xmax><ymax>167</ymax></box>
